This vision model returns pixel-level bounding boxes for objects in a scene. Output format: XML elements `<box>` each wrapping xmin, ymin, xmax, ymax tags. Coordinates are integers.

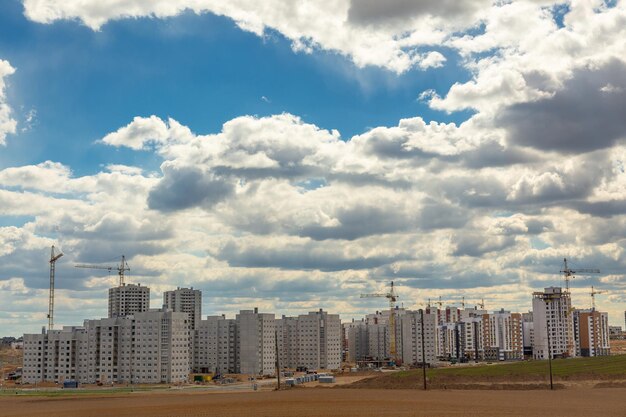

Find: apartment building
<box><xmin>532</xmin><ymin>287</ymin><xmax>575</xmax><ymax>359</ymax></box>
<box><xmin>163</xmin><ymin>287</ymin><xmax>202</xmax><ymax>330</ymax></box>
<box><xmin>108</xmin><ymin>283</ymin><xmax>150</xmax><ymax>318</ymax></box>
<box><xmin>485</xmin><ymin>310</ymin><xmax>523</xmax><ymax>360</ymax></box>
<box><xmin>296</xmin><ymin>310</ymin><xmax>341</xmax><ymax>370</ymax></box>
<box><xmin>276</xmin><ymin>316</ymin><xmax>299</xmax><ymax>369</ymax></box>
<box><xmin>346</xmin><ymin>320</ymin><xmax>368</xmax><ymax>362</ymax></box>
<box><xmin>522</xmin><ymin>312</ymin><xmax>534</xmax><ymax>357</ymax></box>
<box><xmin>459</xmin><ymin>316</ymin><xmax>484</xmax><ymax>360</ymax></box>
<box><xmin>400</xmin><ymin>310</ymin><xmax>438</xmax><ymax>365</ymax></box>
<box><xmin>236</xmin><ymin>308</ymin><xmax>276</xmax><ymax>376</ymax></box>
<box><xmin>193</xmin><ymin>315</ymin><xmax>237</xmax><ymax>374</ymax></box>
<box><xmin>22</xmin><ymin>309</ymin><xmax>190</xmax><ymax>385</ymax></box>
<box><xmin>573</xmin><ymin>309</ymin><xmax>610</xmax><ymax>357</ymax></box>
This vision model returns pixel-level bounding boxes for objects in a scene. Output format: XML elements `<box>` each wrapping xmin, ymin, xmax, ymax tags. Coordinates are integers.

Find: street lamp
<box><xmin>545</xmin><ymin>300</ymin><xmax>554</xmax><ymax>390</ymax></box>
<box><xmin>419</xmin><ymin>309</ymin><xmax>427</xmax><ymax>390</ymax></box>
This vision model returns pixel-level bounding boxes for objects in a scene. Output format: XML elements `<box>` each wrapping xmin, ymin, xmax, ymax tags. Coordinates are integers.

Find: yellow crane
<box><xmin>590</xmin><ymin>286</ymin><xmax>605</xmax><ymax>311</ymax></box>
<box><xmin>48</xmin><ymin>245</ymin><xmax>64</xmax><ymax>331</ymax></box>
<box><xmin>360</xmin><ymin>281</ymin><xmax>399</xmax><ymax>364</ymax></box>
<box><xmin>75</xmin><ymin>255</ymin><xmax>130</xmax><ymax>287</ymax></box>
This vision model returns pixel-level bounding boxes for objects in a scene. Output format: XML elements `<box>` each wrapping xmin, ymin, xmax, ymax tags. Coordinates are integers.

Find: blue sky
<box><xmin>0</xmin><ymin>0</ymin><xmax>470</xmax><ymax>176</ymax></box>
<box><xmin>1</xmin><ymin>0</ymin><xmax>626</xmax><ymax>334</ymax></box>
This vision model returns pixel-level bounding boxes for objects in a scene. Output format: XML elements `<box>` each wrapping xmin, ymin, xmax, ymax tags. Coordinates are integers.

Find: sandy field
<box><xmin>2</xmin><ymin>388</ymin><xmax>626</xmax><ymax>417</ymax></box>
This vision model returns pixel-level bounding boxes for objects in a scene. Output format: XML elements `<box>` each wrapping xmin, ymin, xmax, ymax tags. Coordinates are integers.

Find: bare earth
<box><xmin>2</xmin><ymin>388</ymin><xmax>626</xmax><ymax>417</ymax></box>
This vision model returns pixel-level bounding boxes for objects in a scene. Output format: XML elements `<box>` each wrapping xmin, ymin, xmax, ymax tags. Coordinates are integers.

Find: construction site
<box><xmin>0</xmin><ymin>248</ymin><xmax>620</xmax><ymax>390</ymax></box>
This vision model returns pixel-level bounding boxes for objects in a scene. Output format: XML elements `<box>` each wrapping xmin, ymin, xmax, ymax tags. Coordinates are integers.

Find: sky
<box><xmin>1</xmin><ymin>0</ymin><xmax>626</xmax><ymax>336</ymax></box>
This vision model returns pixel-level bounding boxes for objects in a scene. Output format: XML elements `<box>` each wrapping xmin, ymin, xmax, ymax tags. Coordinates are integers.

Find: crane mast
<box><xmin>48</xmin><ymin>245</ymin><xmax>64</xmax><ymax>331</ymax></box>
<box><xmin>590</xmin><ymin>286</ymin><xmax>605</xmax><ymax>311</ymax></box>
<box><xmin>559</xmin><ymin>258</ymin><xmax>600</xmax><ymax>357</ymax></box>
<box><xmin>360</xmin><ymin>281</ymin><xmax>399</xmax><ymax>364</ymax></box>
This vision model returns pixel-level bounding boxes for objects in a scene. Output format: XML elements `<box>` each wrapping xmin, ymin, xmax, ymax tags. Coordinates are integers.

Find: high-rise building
<box><xmin>346</xmin><ymin>320</ymin><xmax>368</xmax><ymax>363</ymax></box>
<box><xmin>108</xmin><ymin>283</ymin><xmax>150</xmax><ymax>318</ymax></box>
<box><xmin>573</xmin><ymin>309</ymin><xmax>610</xmax><ymax>357</ymax></box>
<box><xmin>236</xmin><ymin>308</ymin><xmax>276</xmax><ymax>376</ymax></box>
<box><xmin>163</xmin><ymin>287</ymin><xmax>202</xmax><ymax>330</ymax></box>
<box><xmin>400</xmin><ymin>310</ymin><xmax>438</xmax><ymax>365</ymax></box>
<box><xmin>193</xmin><ymin>315</ymin><xmax>237</xmax><ymax>375</ymax></box>
<box><xmin>276</xmin><ymin>316</ymin><xmax>299</xmax><ymax>369</ymax></box>
<box><xmin>532</xmin><ymin>287</ymin><xmax>575</xmax><ymax>359</ymax></box>
<box><xmin>296</xmin><ymin>310</ymin><xmax>341</xmax><ymax>370</ymax></box>
<box><xmin>482</xmin><ymin>309</ymin><xmax>523</xmax><ymax>360</ymax></box>
<box><xmin>521</xmin><ymin>312</ymin><xmax>534</xmax><ymax>357</ymax></box>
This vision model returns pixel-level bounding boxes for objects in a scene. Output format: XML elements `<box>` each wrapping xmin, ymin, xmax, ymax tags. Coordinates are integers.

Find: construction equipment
<box><xmin>559</xmin><ymin>259</ymin><xmax>599</xmax><ymax>358</ymax></box>
<box><xmin>48</xmin><ymin>245</ymin><xmax>64</xmax><ymax>331</ymax></box>
<box><xmin>75</xmin><ymin>255</ymin><xmax>130</xmax><ymax>287</ymax></box>
<box><xmin>590</xmin><ymin>286</ymin><xmax>605</xmax><ymax>311</ymax></box>
<box><xmin>360</xmin><ymin>281</ymin><xmax>399</xmax><ymax>363</ymax></box>
<box><xmin>560</xmin><ymin>258</ymin><xmax>600</xmax><ymax>293</ymax></box>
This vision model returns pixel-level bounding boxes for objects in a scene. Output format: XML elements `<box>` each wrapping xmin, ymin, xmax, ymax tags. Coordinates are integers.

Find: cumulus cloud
<box><xmin>5</xmin><ymin>1</ymin><xmax>626</xmax><ymax>333</ymax></box>
<box><xmin>499</xmin><ymin>59</ymin><xmax>626</xmax><ymax>153</ymax></box>
<box><xmin>20</xmin><ymin>0</ymin><xmax>484</xmax><ymax>73</ymax></box>
<box><xmin>0</xmin><ymin>59</ymin><xmax>17</xmax><ymax>146</ymax></box>
<box><xmin>347</xmin><ymin>0</ymin><xmax>490</xmax><ymax>26</ymax></box>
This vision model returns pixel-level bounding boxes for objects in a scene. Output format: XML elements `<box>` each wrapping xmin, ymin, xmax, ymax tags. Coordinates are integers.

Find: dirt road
<box><xmin>1</xmin><ymin>388</ymin><xmax>625</xmax><ymax>417</ymax></box>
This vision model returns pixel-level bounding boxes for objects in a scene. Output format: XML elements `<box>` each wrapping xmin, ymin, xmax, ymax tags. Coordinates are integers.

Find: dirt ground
<box><xmin>610</xmin><ymin>339</ymin><xmax>626</xmax><ymax>354</ymax></box>
<box><xmin>1</xmin><ymin>388</ymin><xmax>626</xmax><ymax>417</ymax></box>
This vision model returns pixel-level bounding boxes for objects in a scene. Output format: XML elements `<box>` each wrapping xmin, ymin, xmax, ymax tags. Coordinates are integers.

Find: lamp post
<box><xmin>275</xmin><ymin>329</ymin><xmax>281</xmax><ymax>391</ymax></box>
<box><xmin>545</xmin><ymin>300</ymin><xmax>553</xmax><ymax>390</ymax></box>
<box><xmin>419</xmin><ymin>309</ymin><xmax>427</xmax><ymax>390</ymax></box>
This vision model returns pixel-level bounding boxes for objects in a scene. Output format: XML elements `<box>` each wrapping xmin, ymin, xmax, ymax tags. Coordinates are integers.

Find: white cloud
<box><xmin>20</xmin><ymin>0</ymin><xmax>484</xmax><ymax>73</ymax></box>
<box><xmin>5</xmin><ymin>1</ymin><xmax>626</xmax><ymax>333</ymax></box>
<box><xmin>0</xmin><ymin>59</ymin><xmax>17</xmax><ymax>146</ymax></box>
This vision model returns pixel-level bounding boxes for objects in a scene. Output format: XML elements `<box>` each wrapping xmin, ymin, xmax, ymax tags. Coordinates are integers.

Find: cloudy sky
<box><xmin>1</xmin><ymin>0</ymin><xmax>626</xmax><ymax>335</ymax></box>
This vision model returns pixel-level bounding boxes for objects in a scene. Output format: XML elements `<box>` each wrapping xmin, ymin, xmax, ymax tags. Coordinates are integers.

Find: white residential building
<box><xmin>522</xmin><ymin>312</ymin><xmax>534</xmax><ymax>357</ymax></box>
<box><xmin>277</xmin><ymin>316</ymin><xmax>299</xmax><ymax>369</ymax></box>
<box><xmin>236</xmin><ymin>308</ymin><xmax>276</xmax><ymax>376</ymax></box>
<box><xmin>193</xmin><ymin>315</ymin><xmax>237</xmax><ymax>375</ymax></box>
<box><xmin>163</xmin><ymin>287</ymin><xmax>202</xmax><ymax>330</ymax></box>
<box><xmin>108</xmin><ymin>283</ymin><xmax>150</xmax><ymax>318</ymax></box>
<box><xmin>346</xmin><ymin>320</ymin><xmax>368</xmax><ymax>362</ymax></box>
<box><xmin>400</xmin><ymin>310</ymin><xmax>438</xmax><ymax>365</ymax></box>
<box><xmin>296</xmin><ymin>310</ymin><xmax>341</xmax><ymax>370</ymax></box>
<box><xmin>22</xmin><ymin>309</ymin><xmax>190</xmax><ymax>385</ymax></box>
<box><xmin>532</xmin><ymin>287</ymin><xmax>575</xmax><ymax>359</ymax></box>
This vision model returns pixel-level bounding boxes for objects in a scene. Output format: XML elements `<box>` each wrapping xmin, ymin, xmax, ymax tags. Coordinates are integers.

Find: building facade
<box><xmin>163</xmin><ymin>287</ymin><xmax>202</xmax><ymax>330</ymax></box>
<box><xmin>22</xmin><ymin>309</ymin><xmax>190</xmax><ymax>385</ymax></box>
<box><xmin>236</xmin><ymin>308</ymin><xmax>276</xmax><ymax>376</ymax></box>
<box><xmin>108</xmin><ymin>284</ymin><xmax>150</xmax><ymax>318</ymax></box>
<box><xmin>573</xmin><ymin>309</ymin><xmax>610</xmax><ymax>357</ymax></box>
<box><xmin>532</xmin><ymin>287</ymin><xmax>575</xmax><ymax>359</ymax></box>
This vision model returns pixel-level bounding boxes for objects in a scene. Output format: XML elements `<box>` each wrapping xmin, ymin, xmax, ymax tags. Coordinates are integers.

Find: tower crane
<box><xmin>590</xmin><ymin>286</ymin><xmax>605</xmax><ymax>311</ymax></box>
<box><xmin>361</xmin><ymin>281</ymin><xmax>399</xmax><ymax>363</ymax></box>
<box><xmin>75</xmin><ymin>255</ymin><xmax>130</xmax><ymax>287</ymax></box>
<box><xmin>560</xmin><ymin>258</ymin><xmax>599</xmax><ymax>357</ymax></box>
<box><xmin>560</xmin><ymin>258</ymin><xmax>600</xmax><ymax>293</ymax></box>
<box><xmin>48</xmin><ymin>245</ymin><xmax>63</xmax><ymax>331</ymax></box>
